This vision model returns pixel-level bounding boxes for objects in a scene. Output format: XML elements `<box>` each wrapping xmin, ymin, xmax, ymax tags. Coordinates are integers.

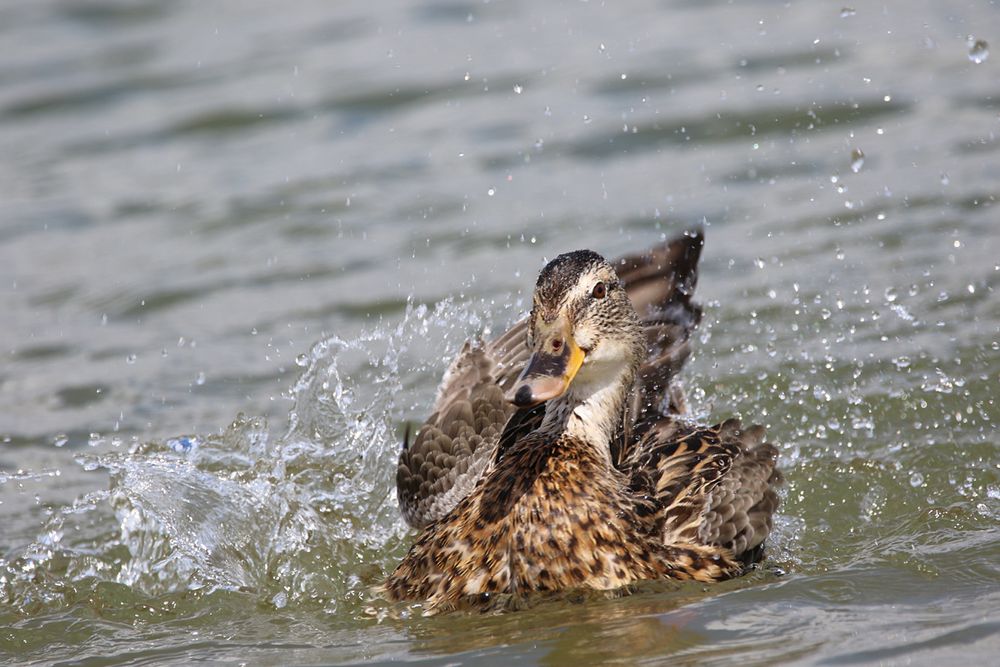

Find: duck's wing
<box><xmin>617</xmin><ymin>230</ymin><xmax>704</xmax><ymax>464</ymax></box>
<box><xmin>396</xmin><ymin>339</ymin><xmax>520</xmax><ymax>528</ymax></box>
<box><xmin>397</xmin><ymin>230</ymin><xmax>705</xmax><ymax>529</ymax></box>
<box><xmin>626</xmin><ymin>418</ymin><xmax>782</xmax><ymax>563</ymax></box>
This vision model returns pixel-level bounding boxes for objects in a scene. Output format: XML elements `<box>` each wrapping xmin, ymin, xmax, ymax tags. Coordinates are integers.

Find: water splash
<box><xmin>2</xmin><ymin>298</ymin><xmax>506</xmax><ymax>615</ymax></box>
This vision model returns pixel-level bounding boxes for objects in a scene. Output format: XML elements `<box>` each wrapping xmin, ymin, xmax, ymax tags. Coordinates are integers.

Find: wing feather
<box><xmin>626</xmin><ymin>418</ymin><xmax>781</xmax><ymax>562</ymax></box>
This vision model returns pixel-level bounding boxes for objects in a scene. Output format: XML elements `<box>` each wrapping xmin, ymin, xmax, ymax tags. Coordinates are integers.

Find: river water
<box><xmin>2</xmin><ymin>1</ymin><xmax>998</xmax><ymax>664</ymax></box>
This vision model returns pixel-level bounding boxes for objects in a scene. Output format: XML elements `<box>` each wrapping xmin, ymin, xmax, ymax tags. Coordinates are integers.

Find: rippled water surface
<box><xmin>2</xmin><ymin>1</ymin><xmax>999</xmax><ymax>664</ymax></box>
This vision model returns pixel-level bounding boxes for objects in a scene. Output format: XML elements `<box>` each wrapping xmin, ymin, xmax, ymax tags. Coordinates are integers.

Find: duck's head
<box><xmin>505</xmin><ymin>249</ymin><xmax>645</xmax><ymax>408</ymax></box>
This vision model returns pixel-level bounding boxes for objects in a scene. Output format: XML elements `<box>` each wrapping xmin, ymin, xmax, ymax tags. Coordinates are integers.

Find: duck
<box><xmin>384</xmin><ymin>230</ymin><xmax>782</xmax><ymax>612</ymax></box>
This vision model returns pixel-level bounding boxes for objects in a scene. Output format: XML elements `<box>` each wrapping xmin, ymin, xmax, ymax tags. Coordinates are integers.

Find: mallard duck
<box><xmin>385</xmin><ymin>230</ymin><xmax>781</xmax><ymax>612</ymax></box>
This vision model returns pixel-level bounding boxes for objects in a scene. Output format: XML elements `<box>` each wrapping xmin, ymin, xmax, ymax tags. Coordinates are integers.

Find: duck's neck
<box><xmin>540</xmin><ymin>360</ymin><xmax>636</xmax><ymax>467</ymax></box>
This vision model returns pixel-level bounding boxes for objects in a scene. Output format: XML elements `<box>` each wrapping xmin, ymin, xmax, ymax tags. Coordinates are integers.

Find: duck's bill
<box><xmin>505</xmin><ymin>338</ymin><xmax>585</xmax><ymax>408</ymax></box>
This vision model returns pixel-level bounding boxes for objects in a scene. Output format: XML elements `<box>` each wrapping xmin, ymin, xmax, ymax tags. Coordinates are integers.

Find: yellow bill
<box><xmin>505</xmin><ymin>333</ymin><xmax>585</xmax><ymax>408</ymax></box>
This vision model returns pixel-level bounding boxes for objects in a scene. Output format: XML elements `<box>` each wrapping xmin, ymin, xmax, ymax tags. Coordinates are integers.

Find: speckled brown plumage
<box><xmin>397</xmin><ymin>233</ymin><xmax>704</xmax><ymax>528</ymax></box>
<box><xmin>387</xmin><ymin>230</ymin><xmax>781</xmax><ymax>612</ymax></box>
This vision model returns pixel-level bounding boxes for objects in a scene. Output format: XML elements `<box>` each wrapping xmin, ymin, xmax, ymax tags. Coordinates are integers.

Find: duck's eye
<box><xmin>591</xmin><ymin>282</ymin><xmax>607</xmax><ymax>299</ymax></box>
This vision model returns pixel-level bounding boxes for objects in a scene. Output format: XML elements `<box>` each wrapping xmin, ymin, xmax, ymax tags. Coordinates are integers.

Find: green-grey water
<box><xmin>2</xmin><ymin>1</ymin><xmax>998</xmax><ymax>664</ymax></box>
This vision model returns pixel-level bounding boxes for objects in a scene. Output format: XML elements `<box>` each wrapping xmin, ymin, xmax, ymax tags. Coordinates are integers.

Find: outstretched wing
<box><xmin>396</xmin><ymin>340</ymin><xmax>520</xmax><ymax>528</ymax></box>
<box><xmin>397</xmin><ymin>230</ymin><xmax>706</xmax><ymax>528</ymax></box>
<box><xmin>626</xmin><ymin>418</ymin><xmax>782</xmax><ymax>563</ymax></box>
<box><xmin>617</xmin><ymin>229</ymin><xmax>704</xmax><ymax>463</ymax></box>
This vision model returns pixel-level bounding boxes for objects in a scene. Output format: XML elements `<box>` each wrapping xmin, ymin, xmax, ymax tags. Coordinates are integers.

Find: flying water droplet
<box><xmin>840</xmin><ymin>7</ymin><xmax>856</xmax><ymax>18</ymax></box>
<box><xmin>513</xmin><ymin>84</ymin><xmax>523</xmax><ymax>94</ymax></box>
<box><xmin>968</xmin><ymin>38</ymin><xmax>989</xmax><ymax>64</ymax></box>
<box><xmin>125</xmin><ymin>354</ymin><xmax>137</xmax><ymax>365</ymax></box>
<box><xmin>295</xmin><ymin>353</ymin><xmax>309</xmax><ymax>367</ymax></box>
<box><xmin>850</xmin><ymin>148</ymin><xmax>865</xmax><ymax>173</ymax></box>
<box><xmin>910</xmin><ymin>472</ymin><xmax>925</xmax><ymax>488</ymax></box>
<box><xmin>195</xmin><ymin>372</ymin><xmax>206</xmax><ymax>386</ymax></box>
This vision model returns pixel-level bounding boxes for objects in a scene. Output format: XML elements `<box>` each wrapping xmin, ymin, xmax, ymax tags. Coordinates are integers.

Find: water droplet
<box><xmin>884</xmin><ymin>287</ymin><xmax>898</xmax><ymax>303</ymax></box>
<box><xmin>125</xmin><ymin>354</ymin><xmax>137</xmax><ymax>365</ymax></box>
<box><xmin>850</xmin><ymin>148</ymin><xmax>865</xmax><ymax>173</ymax></box>
<box><xmin>513</xmin><ymin>84</ymin><xmax>523</xmax><ymax>94</ymax></box>
<box><xmin>754</xmin><ymin>257</ymin><xmax>765</xmax><ymax>269</ymax></box>
<box><xmin>487</xmin><ymin>188</ymin><xmax>495</xmax><ymax>196</ymax></box>
<box><xmin>295</xmin><ymin>353</ymin><xmax>309</xmax><ymax>367</ymax></box>
<box><xmin>53</xmin><ymin>434</ymin><xmax>68</xmax><ymax>448</ymax></box>
<box><xmin>195</xmin><ymin>372</ymin><xmax>206</xmax><ymax>386</ymax></box>
<box><xmin>968</xmin><ymin>38</ymin><xmax>989</xmax><ymax>64</ymax></box>
<box><xmin>250</xmin><ymin>328</ymin><xmax>258</xmax><ymax>335</ymax></box>
<box><xmin>840</xmin><ymin>7</ymin><xmax>856</xmax><ymax>18</ymax></box>
<box><xmin>910</xmin><ymin>472</ymin><xmax>925</xmax><ymax>488</ymax></box>
<box><xmin>940</xmin><ymin>172</ymin><xmax>950</xmax><ymax>185</ymax></box>
<box><xmin>583</xmin><ymin>114</ymin><xmax>592</xmax><ymax>124</ymax></box>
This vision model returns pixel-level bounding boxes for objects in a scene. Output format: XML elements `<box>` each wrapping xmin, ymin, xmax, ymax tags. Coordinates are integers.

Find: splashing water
<box><xmin>1</xmin><ymin>298</ymin><xmax>508</xmax><ymax>617</ymax></box>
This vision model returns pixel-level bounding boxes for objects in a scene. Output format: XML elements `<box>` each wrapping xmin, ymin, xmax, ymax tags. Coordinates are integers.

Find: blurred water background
<box><xmin>1</xmin><ymin>0</ymin><xmax>999</xmax><ymax>664</ymax></box>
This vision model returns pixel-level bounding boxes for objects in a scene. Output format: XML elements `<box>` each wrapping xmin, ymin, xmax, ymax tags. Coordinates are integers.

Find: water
<box><xmin>2</xmin><ymin>0</ymin><xmax>999</xmax><ymax>664</ymax></box>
